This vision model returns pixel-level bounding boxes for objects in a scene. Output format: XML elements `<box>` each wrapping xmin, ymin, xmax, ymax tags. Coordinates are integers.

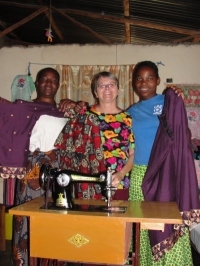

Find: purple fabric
<box><xmin>0</xmin><ymin>100</ymin><xmax>64</xmax><ymax>169</ymax></box>
<box><xmin>142</xmin><ymin>88</ymin><xmax>200</xmax><ymax>247</ymax></box>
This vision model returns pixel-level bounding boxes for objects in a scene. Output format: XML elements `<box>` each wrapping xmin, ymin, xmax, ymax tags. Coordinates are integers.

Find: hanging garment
<box><xmin>0</xmin><ymin>100</ymin><xmax>64</xmax><ymax>179</ymax></box>
<box><xmin>142</xmin><ymin>88</ymin><xmax>200</xmax><ymax>261</ymax></box>
<box><xmin>0</xmin><ymin>100</ymin><xmax>64</xmax><ymax>206</ymax></box>
<box><xmin>11</xmin><ymin>75</ymin><xmax>35</xmax><ymax>102</ymax></box>
<box><xmin>186</xmin><ymin>107</ymin><xmax>200</xmax><ymax>140</ymax></box>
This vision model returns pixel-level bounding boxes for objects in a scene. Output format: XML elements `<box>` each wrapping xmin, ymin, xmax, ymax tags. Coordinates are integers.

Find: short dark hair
<box><xmin>132</xmin><ymin>61</ymin><xmax>159</xmax><ymax>89</ymax></box>
<box><xmin>36</xmin><ymin>67</ymin><xmax>60</xmax><ymax>83</ymax></box>
<box><xmin>91</xmin><ymin>71</ymin><xmax>119</xmax><ymax>100</ymax></box>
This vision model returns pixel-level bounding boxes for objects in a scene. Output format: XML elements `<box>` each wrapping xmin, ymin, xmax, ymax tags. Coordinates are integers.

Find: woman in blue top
<box><xmin>127</xmin><ymin>61</ymin><xmax>192</xmax><ymax>266</ymax></box>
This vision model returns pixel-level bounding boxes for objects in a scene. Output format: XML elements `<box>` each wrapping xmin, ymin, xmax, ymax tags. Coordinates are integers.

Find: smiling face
<box><xmin>133</xmin><ymin>66</ymin><xmax>160</xmax><ymax>100</ymax></box>
<box><xmin>35</xmin><ymin>68</ymin><xmax>60</xmax><ymax>103</ymax></box>
<box><xmin>95</xmin><ymin>76</ymin><xmax>119</xmax><ymax>104</ymax></box>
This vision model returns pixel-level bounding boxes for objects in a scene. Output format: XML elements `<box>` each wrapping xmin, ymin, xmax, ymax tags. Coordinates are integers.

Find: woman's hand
<box><xmin>112</xmin><ymin>171</ymin><xmax>124</xmax><ymax>188</ymax></box>
<box><xmin>58</xmin><ymin>99</ymin><xmax>89</xmax><ymax>113</ymax></box>
<box><xmin>58</xmin><ymin>99</ymin><xmax>77</xmax><ymax>112</ymax></box>
<box><xmin>74</xmin><ymin>101</ymin><xmax>89</xmax><ymax>113</ymax></box>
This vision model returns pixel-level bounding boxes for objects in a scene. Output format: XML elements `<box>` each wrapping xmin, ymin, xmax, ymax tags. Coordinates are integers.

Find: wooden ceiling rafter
<box><xmin>0</xmin><ymin>19</ymin><xmax>21</xmax><ymax>40</ymax></box>
<box><xmin>60</xmin><ymin>9</ymin><xmax>200</xmax><ymax>37</ymax></box>
<box><xmin>193</xmin><ymin>36</ymin><xmax>200</xmax><ymax>43</ymax></box>
<box><xmin>52</xmin><ymin>6</ymin><xmax>112</xmax><ymax>44</ymax></box>
<box><xmin>0</xmin><ymin>19</ymin><xmax>37</xmax><ymax>46</ymax></box>
<box><xmin>0</xmin><ymin>6</ymin><xmax>48</xmax><ymax>38</ymax></box>
<box><xmin>123</xmin><ymin>0</ymin><xmax>130</xmax><ymax>44</ymax></box>
<box><xmin>173</xmin><ymin>34</ymin><xmax>200</xmax><ymax>43</ymax></box>
<box><xmin>0</xmin><ymin>1</ymin><xmax>38</xmax><ymax>9</ymax></box>
<box><xmin>0</xmin><ymin>1</ymin><xmax>199</xmax><ymax>37</ymax></box>
<box><xmin>0</xmin><ymin>1</ymin><xmax>199</xmax><ymax>44</ymax></box>
<box><xmin>37</xmin><ymin>0</ymin><xmax>65</xmax><ymax>43</ymax></box>
<box><xmin>0</xmin><ymin>1</ymin><xmax>111</xmax><ymax>44</ymax></box>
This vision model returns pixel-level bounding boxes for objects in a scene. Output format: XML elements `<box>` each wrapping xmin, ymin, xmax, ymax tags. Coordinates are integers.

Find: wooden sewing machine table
<box><xmin>9</xmin><ymin>197</ymin><xmax>182</xmax><ymax>266</ymax></box>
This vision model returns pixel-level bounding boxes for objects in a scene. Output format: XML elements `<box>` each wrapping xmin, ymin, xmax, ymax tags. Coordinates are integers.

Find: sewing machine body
<box><xmin>39</xmin><ymin>164</ymin><xmax>120</xmax><ymax>211</ymax></box>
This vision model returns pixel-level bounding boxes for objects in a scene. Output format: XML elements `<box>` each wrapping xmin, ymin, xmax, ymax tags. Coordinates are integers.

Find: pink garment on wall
<box><xmin>186</xmin><ymin>107</ymin><xmax>200</xmax><ymax>139</ymax></box>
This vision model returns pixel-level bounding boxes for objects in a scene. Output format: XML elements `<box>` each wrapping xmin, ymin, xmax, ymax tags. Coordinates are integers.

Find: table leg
<box><xmin>133</xmin><ymin>223</ymin><xmax>140</xmax><ymax>266</ymax></box>
<box><xmin>0</xmin><ymin>204</ymin><xmax>5</xmax><ymax>251</ymax></box>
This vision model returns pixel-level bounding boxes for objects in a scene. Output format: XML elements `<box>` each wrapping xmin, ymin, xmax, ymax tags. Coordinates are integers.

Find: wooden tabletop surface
<box><xmin>9</xmin><ymin>196</ymin><xmax>182</xmax><ymax>224</ymax></box>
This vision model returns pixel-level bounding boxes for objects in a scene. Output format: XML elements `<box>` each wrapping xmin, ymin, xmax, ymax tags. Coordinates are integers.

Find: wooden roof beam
<box><xmin>0</xmin><ymin>1</ymin><xmax>199</xmax><ymax>41</ymax></box>
<box><xmin>0</xmin><ymin>19</ymin><xmax>21</xmax><ymax>40</ymax></box>
<box><xmin>0</xmin><ymin>6</ymin><xmax>48</xmax><ymax>38</ymax></box>
<box><xmin>193</xmin><ymin>36</ymin><xmax>200</xmax><ymax>43</ymax></box>
<box><xmin>60</xmin><ymin>8</ymin><xmax>200</xmax><ymax>37</ymax></box>
<box><xmin>51</xmin><ymin>6</ymin><xmax>112</xmax><ymax>45</ymax></box>
<box><xmin>173</xmin><ymin>34</ymin><xmax>200</xmax><ymax>43</ymax></box>
<box><xmin>0</xmin><ymin>1</ymin><xmax>39</xmax><ymax>9</ymax></box>
<box><xmin>123</xmin><ymin>0</ymin><xmax>130</xmax><ymax>44</ymax></box>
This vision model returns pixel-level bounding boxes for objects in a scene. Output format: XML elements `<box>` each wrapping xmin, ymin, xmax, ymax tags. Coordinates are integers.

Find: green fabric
<box><xmin>129</xmin><ymin>165</ymin><xmax>193</xmax><ymax>266</ymax></box>
<box><xmin>11</xmin><ymin>75</ymin><xmax>35</xmax><ymax>102</ymax></box>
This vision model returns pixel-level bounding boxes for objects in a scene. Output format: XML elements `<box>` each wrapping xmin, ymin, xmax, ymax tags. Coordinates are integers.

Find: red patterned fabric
<box><xmin>55</xmin><ymin>109</ymin><xmax>106</xmax><ymax>200</ymax></box>
<box><xmin>55</xmin><ymin>110</ymin><xmax>106</xmax><ymax>174</ymax></box>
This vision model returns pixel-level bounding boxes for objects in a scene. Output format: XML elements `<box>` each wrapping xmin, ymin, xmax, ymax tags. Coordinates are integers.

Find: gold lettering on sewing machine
<box><xmin>68</xmin><ymin>234</ymin><xmax>89</xmax><ymax>247</ymax></box>
<box><xmin>71</xmin><ymin>174</ymin><xmax>105</xmax><ymax>182</ymax></box>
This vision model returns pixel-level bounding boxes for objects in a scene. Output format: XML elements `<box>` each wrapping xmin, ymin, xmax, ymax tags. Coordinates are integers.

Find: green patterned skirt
<box><xmin>129</xmin><ymin>165</ymin><xmax>193</xmax><ymax>266</ymax></box>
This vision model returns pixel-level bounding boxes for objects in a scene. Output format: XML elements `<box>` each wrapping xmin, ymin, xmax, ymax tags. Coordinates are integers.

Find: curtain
<box><xmin>55</xmin><ymin>65</ymin><xmax>134</xmax><ymax>110</ymax></box>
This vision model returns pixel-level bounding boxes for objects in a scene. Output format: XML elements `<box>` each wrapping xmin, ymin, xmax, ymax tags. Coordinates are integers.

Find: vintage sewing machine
<box><xmin>39</xmin><ymin>164</ymin><xmax>126</xmax><ymax>212</ymax></box>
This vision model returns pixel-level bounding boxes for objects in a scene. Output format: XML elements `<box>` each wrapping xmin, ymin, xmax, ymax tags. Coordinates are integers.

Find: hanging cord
<box><xmin>28</xmin><ymin>62</ymin><xmax>31</xmax><ymax>76</ymax></box>
<box><xmin>49</xmin><ymin>0</ymin><xmax>52</xmax><ymax>30</ymax></box>
<box><xmin>28</xmin><ymin>62</ymin><xmax>55</xmax><ymax>66</ymax></box>
<box><xmin>44</xmin><ymin>0</ymin><xmax>53</xmax><ymax>42</ymax></box>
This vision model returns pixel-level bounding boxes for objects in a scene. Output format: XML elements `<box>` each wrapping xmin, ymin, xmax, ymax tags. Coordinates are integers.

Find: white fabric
<box><xmin>190</xmin><ymin>223</ymin><xmax>200</xmax><ymax>254</ymax></box>
<box><xmin>29</xmin><ymin>115</ymin><xmax>68</xmax><ymax>152</ymax></box>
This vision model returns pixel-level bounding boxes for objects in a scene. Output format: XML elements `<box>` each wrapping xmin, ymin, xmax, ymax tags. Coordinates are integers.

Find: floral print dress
<box><xmin>90</xmin><ymin>106</ymin><xmax>134</xmax><ymax>190</ymax></box>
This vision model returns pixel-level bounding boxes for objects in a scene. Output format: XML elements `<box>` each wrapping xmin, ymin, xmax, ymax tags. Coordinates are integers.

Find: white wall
<box><xmin>0</xmin><ymin>43</ymin><xmax>200</xmax><ymax>202</ymax></box>
<box><xmin>1</xmin><ymin>44</ymin><xmax>200</xmax><ymax>100</ymax></box>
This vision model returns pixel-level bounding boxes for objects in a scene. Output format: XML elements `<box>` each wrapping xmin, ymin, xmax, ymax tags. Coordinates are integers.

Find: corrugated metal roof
<box><xmin>0</xmin><ymin>0</ymin><xmax>199</xmax><ymax>47</ymax></box>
